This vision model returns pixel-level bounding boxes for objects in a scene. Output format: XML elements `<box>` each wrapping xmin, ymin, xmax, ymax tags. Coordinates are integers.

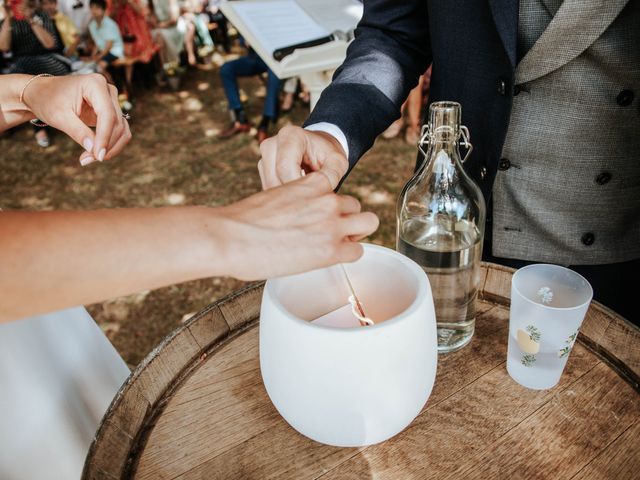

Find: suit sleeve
<box><xmin>303</xmin><ymin>0</ymin><xmax>431</xmax><ymax>170</ymax></box>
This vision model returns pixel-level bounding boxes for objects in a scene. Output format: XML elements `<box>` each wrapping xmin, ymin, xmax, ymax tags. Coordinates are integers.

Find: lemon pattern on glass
<box><xmin>517</xmin><ymin>325</ymin><xmax>541</xmax><ymax>367</ymax></box>
<box><xmin>558</xmin><ymin>331</ymin><xmax>578</xmax><ymax>358</ymax></box>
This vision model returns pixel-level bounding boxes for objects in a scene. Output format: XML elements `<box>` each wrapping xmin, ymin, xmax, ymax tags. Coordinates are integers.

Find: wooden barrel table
<box><xmin>83</xmin><ymin>263</ymin><xmax>640</xmax><ymax>479</ymax></box>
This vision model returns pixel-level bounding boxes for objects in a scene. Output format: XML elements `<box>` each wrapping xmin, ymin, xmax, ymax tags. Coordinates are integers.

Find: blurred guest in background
<box><xmin>281</xmin><ymin>76</ymin><xmax>309</xmax><ymax>113</ymax></box>
<box><xmin>58</xmin><ymin>0</ymin><xmax>91</xmax><ymax>35</ymax></box>
<box><xmin>148</xmin><ymin>0</ymin><xmax>183</xmax><ymax>67</ymax></box>
<box><xmin>41</xmin><ymin>0</ymin><xmax>80</xmax><ymax>56</ymax></box>
<box><xmin>382</xmin><ymin>66</ymin><xmax>431</xmax><ymax>145</ymax></box>
<box><xmin>108</xmin><ymin>0</ymin><xmax>159</xmax><ymax>96</ymax></box>
<box><xmin>218</xmin><ymin>47</ymin><xmax>282</xmax><ymax>143</ymax></box>
<box><xmin>180</xmin><ymin>0</ymin><xmax>213</xmax><ymax>66</ymax></box>
<box><xmin>205</xmin><ymin>0</ymin><xmax>229</xmax><ymax>54</ymax></box>
<box><xmin>87</xmin><ymin>0</ymin><xmax>123</xmax><ymax>82</ymax></box>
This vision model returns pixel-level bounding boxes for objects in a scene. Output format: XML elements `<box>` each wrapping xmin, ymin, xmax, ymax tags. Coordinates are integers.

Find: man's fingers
<box><xmin>274</xmin><ymin>126</ymin><xmax>306</xmax><ymax>186</ymax></box>
<box><xmin>104</xmin><ymin>119</ymin><xmax>131</xmax><ymax>161</ymax></box>
<box><xmin>258</xmin><ymin>137</ymin><xmax>280</xmax><ymax>189</ymax></box>
<box><xmin>83</xmin><ymin>74</ymin><xmax>118</xmax><ymax>161</ymax></box>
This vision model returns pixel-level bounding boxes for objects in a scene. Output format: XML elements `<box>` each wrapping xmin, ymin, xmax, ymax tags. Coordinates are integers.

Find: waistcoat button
<box><xmin>498</xmin><ymin>158</ymin><xmax>511</xmax><ymax>171</ymax></box>
<box><xmin>595</xmin><ymin>172</ymin><xmax>612</xmax><ymax>185</ymax></box>
<box><xmin>617</xmin><ymin>89</ymin><xmax>634</xmax><ymax>106</ymax></box>
<box><xmin>581</xmin><ymin>232</ymin><xmax>595</xmax><ymax>246</ymax></box>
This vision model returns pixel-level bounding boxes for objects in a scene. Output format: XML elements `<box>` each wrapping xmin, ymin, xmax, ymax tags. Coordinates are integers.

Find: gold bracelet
<box><xmin>19</xmin><ymin>73</ymin><xmax>53</xmax><ymax>105</ymax></box>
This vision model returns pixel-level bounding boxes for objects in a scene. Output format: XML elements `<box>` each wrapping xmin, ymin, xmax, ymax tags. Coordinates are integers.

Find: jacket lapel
<box><xmin>488</xmin><ymin>0</ymin><xmax>519</xmax><ymax>67</ymax></box>
<box><xmin>516</xmin><ymin>0</ymin><xmax>630</xmax><ymax>84</ymax></box>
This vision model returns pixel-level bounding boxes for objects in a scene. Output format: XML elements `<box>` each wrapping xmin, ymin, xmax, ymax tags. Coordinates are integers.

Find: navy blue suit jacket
<box><xmin>305</xmin><ymin>0</ymin><xmax>519</xmax><ymax>200</ymax></box>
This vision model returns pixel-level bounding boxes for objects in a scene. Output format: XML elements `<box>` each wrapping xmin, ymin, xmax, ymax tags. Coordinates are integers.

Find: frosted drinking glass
<box><xmin>506</xmin><ymin>264</ymin><xmax>593</xmax><ymax>390</ymax></box>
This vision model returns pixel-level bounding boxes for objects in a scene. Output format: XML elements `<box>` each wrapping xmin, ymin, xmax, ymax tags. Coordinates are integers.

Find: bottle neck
<box><xmin>418</xmin><ymin>134</ymin><xmax>463</xmax><ymax>182</ymax></box>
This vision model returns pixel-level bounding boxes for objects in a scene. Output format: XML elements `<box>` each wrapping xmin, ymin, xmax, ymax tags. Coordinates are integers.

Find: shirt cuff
<box><xmin>304</xmin><ymin>122</ymin><xmax>350</xmax><ymax>159</ymax></box>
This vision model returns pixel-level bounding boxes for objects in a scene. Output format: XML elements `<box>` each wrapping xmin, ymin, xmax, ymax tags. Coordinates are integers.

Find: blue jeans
<box><xmin>219</xmin><ymin>52</ymin><xmax>282</xmax><ymax>119</ymax></box>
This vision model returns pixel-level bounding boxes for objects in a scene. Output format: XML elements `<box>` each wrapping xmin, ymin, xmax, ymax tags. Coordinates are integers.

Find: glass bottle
<box><xmin>397</xmin><ymin>101</ymin><xmax>486</xmax><ymax>353</ymax></box>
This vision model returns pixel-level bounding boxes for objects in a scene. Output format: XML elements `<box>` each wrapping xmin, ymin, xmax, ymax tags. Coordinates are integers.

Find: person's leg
<box><xmin>97</xmin><ymin>59</ymin><xmax>115</xmax><ymax>84</ymax></box>
<box><xmin>34</xmin><ymin>126</ymin><xmax>50</xmax><ymax>148</ymax></box>
<box><xmin>220</xmin><ymin>57</ymin><xmax>253</xmax><ymax>113</ymax></box>
<box><xmin>405</xmin><ymin>75</ymin><xmax>424</xmax><ymax>144</ymax></box>
<box><xmin>211</xmin><ymin>12</ymin><xmax>231</xmax><ymax>53</ymax></box>
<box><xmin>256</xmin><ymin>61</ymin><xmax>282</xmax><ymax>142</ymax></box>
<box><xmin>281</xmin><ymin>77</ymin><xmax>298</xmax><ymax>112</ymax></box>
<box><xmin>263</xmin><ymin>69</ymin><xmax>282</xmax><ymax>120</ymax></box>
<box><xmin>153</xmin><ymin>30</ymin><xmax>168</xmax><ymax>65</ymax></box>
<box><xmin>124</xmin><ymin>63</ymin><xmax>134</xmax><ymax>98</ymax></box>
<box><xmin>183</xmin><ymin>21</ymin><xmax>197</xmax><ymax>66</ymax></box>
<box><xmin>195</xmin><ymin>14</ymin><xmax>214</xmax><ymax>48</ymax></box>
<box><xmin>218</xmin><ymin>55</ymin><xmax>263</xmax><ymax>137</ymax></box>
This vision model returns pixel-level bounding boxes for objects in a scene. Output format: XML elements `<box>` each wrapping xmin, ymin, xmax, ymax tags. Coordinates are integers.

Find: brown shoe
<box><xmin>218</xmin><ymin>122</ymin><xmax>251</xmax><ymax>139</ymax></box>
<box><xmin>256</xmin><ymin>127</ymin><xmax>270</xmax><ymax>144</ymax></box>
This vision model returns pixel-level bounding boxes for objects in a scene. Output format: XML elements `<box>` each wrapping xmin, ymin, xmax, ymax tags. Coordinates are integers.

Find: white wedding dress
<box><xmin>0</xmin><ymin>307</ymin><xmax>130</xmax><ymax>480</ymax></box>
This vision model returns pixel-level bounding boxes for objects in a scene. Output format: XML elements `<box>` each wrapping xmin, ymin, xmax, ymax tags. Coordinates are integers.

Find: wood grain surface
<box><xmin>83</xmin><ymin>264</ymin><xmax>640</xmax><ymax>480</ymax></box>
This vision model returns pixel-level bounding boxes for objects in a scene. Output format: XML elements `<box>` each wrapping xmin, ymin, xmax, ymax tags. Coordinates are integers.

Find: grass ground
<box><xmin>0</xmin><ymin>65</ymin><xmax>418</xmax><ymax>367</ymax></box>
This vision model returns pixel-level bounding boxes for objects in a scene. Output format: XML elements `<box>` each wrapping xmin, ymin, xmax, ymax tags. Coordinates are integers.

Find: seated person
<box><xmin>148</xmin><ymin>0</ymin><xmax>183</xmax><ymax>68</ymax></box>
<box><xmin>87</xmin><ymin>0</ymin><xmax>123</xmax><ymax>79</ymax></box>
<box><xmin>108</xmin><ymin>0</ymin><xmax>159</xmax><ymax>98</ymax></box>
<box><xmin>179</xmin><ymin>0</ymin><xmax>213</xmax><ymax>66</ymax></box>
<box><xmin>41</xmin><ymin>0</ymin><xmax>80</xmax><ymax>57</ymax></box>
<box><xmin>107</xmin><ymin>0</ymin><xmax>158</xmax><ymax>63</ymax></box>
<box><xmin>205</xmin><ymin>0</ymin><xmax>230</xmax><ymax>54</ymax></box>
<box><xmin>281</xmin><ymin>76</ymin><xmax>310</xmax><ymax>113</ymax></box>
<box><xmin>58</xmin><ymin>0</ymin><xmax>91</xmax><ymax>36</ymax></box>
<box><xmin>218</xmin><ymin>47</ymin><xmax>282</xmax><ymax>143</ymax></box>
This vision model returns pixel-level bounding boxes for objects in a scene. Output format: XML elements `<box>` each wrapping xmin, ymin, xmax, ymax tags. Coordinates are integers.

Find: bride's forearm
<box><xmin>0</xmin><ymin>206</ymin><xmax>230</xmax><ymax>322</ymax></box>
<box><xmin>0</xmin><ymin>74</ymin><xmax>37</xmax><ymax>131</ymax></box>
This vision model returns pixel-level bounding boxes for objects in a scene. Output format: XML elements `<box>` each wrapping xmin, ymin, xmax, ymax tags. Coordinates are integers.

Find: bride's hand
<box><xmin>217</xmin><ymin>172</ymin><xmax>379</xmax><ymax>280</ymax></box>
<box><xmin>21</xmin><ymin>74</ymin><xmax>132</xmax><ymax>165</ymax></box>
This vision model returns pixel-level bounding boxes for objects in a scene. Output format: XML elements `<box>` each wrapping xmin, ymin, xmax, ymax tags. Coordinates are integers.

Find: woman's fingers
<box><xmin>104</xmin><ymin>118</ymin><xmax>131</xmax><ymax>161</ymax></box>
<box><xmin>103</xmin><ymin>84</ymin><xmax>130</xmax><ymax>160</ymax></box>
<box><xmin>82</xmin><ymin>74</ymin><xmax>118</xmax><ymax>161</ymax></box>
<box><xmin>56</xmin><ymin>112</ymin><xmax>98</xmax><ymax>163</ymax></box>
<box><xmin>334</xmin><ymin>241</ymin><xmax>365</xmax><ymax>264</ymax></box>
<box><xmin>337</xmin><ymin>194</ymin><xmax>361</xmax><ymax>215</ymax></box>
<box><xmin>339</xmin><ymin>211</ymin><xmax>380</xmax><ymax>239</ymax></box>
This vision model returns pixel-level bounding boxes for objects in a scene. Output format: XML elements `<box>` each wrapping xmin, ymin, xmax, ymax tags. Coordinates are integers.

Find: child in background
<box><xmin>87</xmin><ymin>0</ymin><xmax>122</xmax><ymax>80</ymax></box>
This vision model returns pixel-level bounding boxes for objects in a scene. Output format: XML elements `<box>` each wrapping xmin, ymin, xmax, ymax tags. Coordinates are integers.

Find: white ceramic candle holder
<box><xmin>260</xmin><ymin>243</ymin><xmax>437</xmax><ymax>447</ymax></box>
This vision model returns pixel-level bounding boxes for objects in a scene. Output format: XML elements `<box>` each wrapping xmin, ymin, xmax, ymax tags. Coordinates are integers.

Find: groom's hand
<box><xmin>258</xmin><ymin>125</ymin><xmax>348</xmax><ymax>190</ymax></box>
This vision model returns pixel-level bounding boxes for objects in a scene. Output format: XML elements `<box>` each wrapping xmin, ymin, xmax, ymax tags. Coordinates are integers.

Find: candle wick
<box><xmin>340</xmin><ymin>264</ymin><xmax>372</xmax><ymax>326</ymax></box>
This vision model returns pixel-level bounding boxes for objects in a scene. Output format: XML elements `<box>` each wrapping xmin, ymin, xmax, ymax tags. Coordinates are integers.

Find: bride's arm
<box><xmin>0</xmin><ymin>173</ymin><xmax>378</xmax><ymax>322</ymax></box>
<box><xmin>0</xmin><ymin>74</ymin><xmax>36</xmax><ymax>131</ymax></box>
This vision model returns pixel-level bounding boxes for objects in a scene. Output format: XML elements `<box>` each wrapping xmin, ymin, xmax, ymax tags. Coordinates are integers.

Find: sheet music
<box><xmin>298</xmin><ymin>0</ymin><xmax>363</xmax><ymax>33</ymax></box>
<box><xmin>232</xmin><ymin>1</ymin><xmax>330</xmax><ymax>54</ymax></box>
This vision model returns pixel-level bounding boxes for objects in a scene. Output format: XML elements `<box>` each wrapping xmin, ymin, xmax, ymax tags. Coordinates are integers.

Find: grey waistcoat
<box><xmin>491</xmin><ymin>0</ymin><xmax>640</xmax><ymax>265</ymax></box>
